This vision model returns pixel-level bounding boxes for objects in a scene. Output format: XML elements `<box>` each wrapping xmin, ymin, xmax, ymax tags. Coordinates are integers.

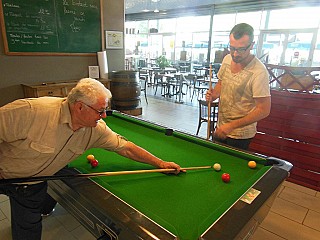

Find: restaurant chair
<box><xmin>184</xmin><ymin>73</ymin><xmax>196</xmax><ymax>95</ymax></box>
<box><xmin>166</xmin><ymin>74</ymin><xmax>187</xmax><ymax>99</ymax></box>
<box><xmin>154</xmin><ymin>73</ymin><xmax>168</xmax><ymax>96</ymax></box>
<box><xmin>139</xmin><ymin>77</ymin><xmax>148</xmax><ymax>104</ymax></box>
<box><xmin>190</xmin><ymin>74</ymin><xmax>208</xmax><ymax>102</ymax></box>
<box><xmin>196</xmin><ymin>99</ymin><xmax>219</xmax><ymax>138</ymax></box>
<box><xmin>139</xmin><ymin>68</ymin><xmax>149</xmax><ymax>85</ymax></box>
<box><xmin>166</xmin><ymin>75</ymin><xmax>179</xmax><ymax>98</ymax></box>
<box><xmin>179</xmin><ymin>74</ymin><xmax>191</xmax><ymax>93</ymax></box>
<box><xmin>173</xmin><ymin>74</ymin><xmax>190</xmax><ymax>100</ymax></box>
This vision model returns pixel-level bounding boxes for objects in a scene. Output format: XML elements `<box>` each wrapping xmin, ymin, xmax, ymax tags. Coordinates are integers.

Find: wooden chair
<box><xmin>190</xmin><ymin>74</ymin><xmax>208</xmax><ymax>102</ymax></box>
<box><xmin>196</xmin><ymin>99</ymin><xmax>219</xmax><ymax>138</ymax></box>
<box><xmin>184</xmin><ymin>73</ymin><xmax>195</xmax><ymax>96</ymax></box>
<box><xmin>139</xmin><ymin>77</ymin><xmax>148</xmax><ymax>104</ymax></box>
<box><xmin>166</xmin><ymin>74</ymin><xmax>188</xmax><ymax>100</ymax></box>
<box><xmin>139</xmin><ymin>68</ymin><xmax>149</xmax><ymax>85</ymax></box>
<box><xmin>154</xmin><ymin>73</ymin><xmax>168</xmax><ymax>96</ymax></box>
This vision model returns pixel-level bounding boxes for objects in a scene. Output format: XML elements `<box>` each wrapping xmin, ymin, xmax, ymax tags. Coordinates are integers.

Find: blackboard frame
<box><xmin>0</xmin><ymin>0</ymin><xmax>104</xmax><ymax>56</ymax></box>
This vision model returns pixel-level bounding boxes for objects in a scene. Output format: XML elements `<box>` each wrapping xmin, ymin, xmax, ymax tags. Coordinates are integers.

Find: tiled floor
<box><xmin>1</xmin><ymin>85</ymin><xmax>320</xmax><ymax>240</ymax></box>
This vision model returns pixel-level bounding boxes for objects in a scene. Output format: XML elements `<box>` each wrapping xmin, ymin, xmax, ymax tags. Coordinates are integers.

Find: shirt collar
<box><xmin>60</xmin><ymin>99</ymin><xmax>72</xmax><ymax>127</ymax></box>
<box><xmin>61</xmin><ymin>99</ymin><xmax>87</xmax><ymax>132</ymax></box>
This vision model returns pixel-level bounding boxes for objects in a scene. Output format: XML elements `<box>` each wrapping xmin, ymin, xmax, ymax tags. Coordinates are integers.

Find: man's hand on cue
<box><xmin>214</xmin><ymin>123</ymin><xmax>233</xmax><ymax>140</ymax></box>
<box><xmin>159</xmin><ymin>161</ymin><xmax>185</xmax><ymax>174</ymax></box>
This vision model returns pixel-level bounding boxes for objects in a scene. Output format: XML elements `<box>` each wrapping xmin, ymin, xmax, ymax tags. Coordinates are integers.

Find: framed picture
<box><xmin>105</xmin><ymin>31</ymin><xmax>123</xmax><ymax>49</ymax></box>
<box><xmin>88</xmin><ymin>66</ymin><xmax>100</xmax><ymax>79</ymax></box>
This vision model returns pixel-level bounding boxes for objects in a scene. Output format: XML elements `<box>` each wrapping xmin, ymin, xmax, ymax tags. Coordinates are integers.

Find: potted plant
<box><xmin>156</xmin><ymin>55</ymin><xmax>170</xmax><ymax>69</ymax></box>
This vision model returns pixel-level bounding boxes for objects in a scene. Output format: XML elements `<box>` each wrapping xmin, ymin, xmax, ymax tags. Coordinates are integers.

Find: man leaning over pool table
<box><xmin>0</xmin><ymin>78</ymin><xmax>182</xmax><ymax>240</ymax></box>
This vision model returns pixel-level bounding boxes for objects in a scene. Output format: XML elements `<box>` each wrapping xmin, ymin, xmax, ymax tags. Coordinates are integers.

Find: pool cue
<box><xmin>0</xmin><ymin>166</ymin><xmax>213</xmax><ymax>185</ymax></box>
<box><xmin>207</xmin><ymin>64</ymin><xmax>213</xmax><ymax>140</ymax></box>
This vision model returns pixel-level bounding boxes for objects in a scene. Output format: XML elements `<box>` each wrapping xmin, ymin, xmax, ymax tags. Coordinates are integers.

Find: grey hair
<box><xmin>67</xmin><ymin>78</ymin><xmax>112</xmax><ymax>105</ymax></box>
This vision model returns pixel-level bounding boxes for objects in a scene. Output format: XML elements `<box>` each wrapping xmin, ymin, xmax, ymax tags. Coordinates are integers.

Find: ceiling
<box><xmin>125</xmin><ymin>0</ymin><xmax>319</xmax><ymax>18</ymax></box>
<box><xmin>125</xmin><ymin>0</ymin><xmax>239</xmax><ymax>14</ymax></box>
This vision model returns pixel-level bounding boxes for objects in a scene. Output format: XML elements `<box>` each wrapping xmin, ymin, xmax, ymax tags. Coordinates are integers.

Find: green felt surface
<box><xmin>69</xmin><ymin>112</ymin><xmax>270</xmax><ymax>240</ymax></box>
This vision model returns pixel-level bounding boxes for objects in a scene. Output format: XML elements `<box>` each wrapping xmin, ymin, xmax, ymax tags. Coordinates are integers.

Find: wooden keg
<box><xmin>110</xmin><ymin>70</ymin><xmax>141</xmax><ymax>110</ymax></box>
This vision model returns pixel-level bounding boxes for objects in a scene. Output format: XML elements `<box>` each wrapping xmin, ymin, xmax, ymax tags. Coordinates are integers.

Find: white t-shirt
<box><xmin>217</xmin><ymin>54</ymin><xmax>270</xmax><ymax>139</ymax></box>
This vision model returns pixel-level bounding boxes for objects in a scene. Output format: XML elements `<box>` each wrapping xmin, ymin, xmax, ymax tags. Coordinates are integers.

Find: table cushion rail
<box><xmin>249</xmin><ymin>90</ymin><xmax>320</xmax><ymax>191</ymax></box>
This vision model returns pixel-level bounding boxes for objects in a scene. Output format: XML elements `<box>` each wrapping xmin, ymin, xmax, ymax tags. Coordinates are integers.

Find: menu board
<box><xmin>0</xmin><ymin>0</ymin><xmax>102</xmax><ymax>55</ymax></box>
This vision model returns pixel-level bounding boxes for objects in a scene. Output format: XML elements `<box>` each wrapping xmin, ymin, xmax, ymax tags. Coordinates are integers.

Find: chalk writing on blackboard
<box><xmin>0</xmin><ymin>0</ymin><xmax>102</xmax><ymax>54</ymax></box>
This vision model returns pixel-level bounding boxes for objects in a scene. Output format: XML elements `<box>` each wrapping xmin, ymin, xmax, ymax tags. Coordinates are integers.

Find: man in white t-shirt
<box><xmin>206</xmin><ymin>23</ymin><xmax>271</xmax><ymax>150</ymax></box>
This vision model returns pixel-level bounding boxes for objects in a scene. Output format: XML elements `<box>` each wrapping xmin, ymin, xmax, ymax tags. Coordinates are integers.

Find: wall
<box><xmin>0</xmin><ymin>0</ymin><xmax>125</xmax><ymax>106</ymax></box>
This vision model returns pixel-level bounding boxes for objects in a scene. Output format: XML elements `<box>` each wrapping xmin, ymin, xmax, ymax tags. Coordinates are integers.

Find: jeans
<box><xmin>0</xmin><ymin>181</ymin><xmax>48</xmax><ymax>240</ymax></box>
<box><xmin>40</xmin><ymin>167</ymin><xmax>74</xmax><ymax>215</ymax></box>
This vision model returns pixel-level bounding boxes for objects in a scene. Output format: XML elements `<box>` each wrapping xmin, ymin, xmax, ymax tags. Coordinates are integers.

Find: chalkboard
<box><xmin>0</xmin><ymin>0</ymin><xmax>102</xmax><ymax>55</ymax></box>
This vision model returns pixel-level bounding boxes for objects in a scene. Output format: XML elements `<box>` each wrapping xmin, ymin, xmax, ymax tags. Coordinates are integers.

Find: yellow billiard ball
<box><xmin>248</xmin><ymin>161</ymin><xmax>257</xmax><ymax>169</ymax></box>
<box><xmin>87</xmin><ymin>154</ymin><xmax>95</xmax><ymax>162</ymax></box>
<box><xmin>213</xmin><ymin>163</ymin><xmax>221</xmax><ymax>171</ymax></box>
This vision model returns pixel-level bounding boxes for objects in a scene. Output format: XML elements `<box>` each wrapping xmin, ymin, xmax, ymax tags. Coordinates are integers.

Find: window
<box><xmin>176</xmin><ymin>16</ymin><xmax>210</xmax><ymax>32</ymax></box>
<box><xmin>268</xmin><ymin>7</ymin><xmax>320</xmax><ymax>29</ymax></box>
<box><xmin>125</xmin><ymin>6</ymin><xmax>320</xmax><ymax>68</ymax></box>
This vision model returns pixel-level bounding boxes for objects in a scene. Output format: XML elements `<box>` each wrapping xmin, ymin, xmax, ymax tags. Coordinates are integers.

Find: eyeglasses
<box><xmin>82</xmin><ymin>102</ymin><xmax>107</xmax><ymax>117</ymax></box>
<box><xmin>228</xmin><ymin>43</ymin><xmax>252</xmax><ymax>54</ymax></box>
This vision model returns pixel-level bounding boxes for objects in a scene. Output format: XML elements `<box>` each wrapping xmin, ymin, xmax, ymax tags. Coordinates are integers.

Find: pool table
<box><xmin>48</xmin><ymin>111</ymin><xmax>292</xmax><ymax>240</ymax></box>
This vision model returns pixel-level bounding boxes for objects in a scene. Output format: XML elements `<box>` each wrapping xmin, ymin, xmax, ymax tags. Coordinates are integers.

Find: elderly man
<box><xmin>206</xmin><ymin>23</ymin><xmax>271</xmax><ymax>150</ymax></box>
<box><xmin>0</xmin><ymin>78</ymin><xmax>182</xmax><ymax>240</ymax></box>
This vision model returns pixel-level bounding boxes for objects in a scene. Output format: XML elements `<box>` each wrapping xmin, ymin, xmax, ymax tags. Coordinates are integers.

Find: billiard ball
<box><xmin>221</xmin><ymin>173</ymin><xmax>230</xmax><ymax>183</ymax></box>
<box><xmin>248</xmin><ymin>161</ymin><xmax>257</xmax><ymax>169</ymax></box>
<box><xmin>91</xmin><ymin>159</ymin><xmax>99</xmax><ymax>168</ymax></box>
<box><xmin>87</xmin><ymin>154</ymin><xmax>95</xmax><ymax>163</ymax></box>
<box><xmin>213</xmin><ymin>163</ymin><xmax>221</xmax><ymax>171</ymax></box>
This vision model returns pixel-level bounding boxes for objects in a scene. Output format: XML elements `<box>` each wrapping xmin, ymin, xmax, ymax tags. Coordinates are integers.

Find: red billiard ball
<box><xmin>221</xmin><ymin>173</ymin><xmax>230</xmax><ymax>183</ymax></box>
<box><xmin>91</xmin><ymin>159</ymin><xmax>99</xmax><ymax>168</ymax></box>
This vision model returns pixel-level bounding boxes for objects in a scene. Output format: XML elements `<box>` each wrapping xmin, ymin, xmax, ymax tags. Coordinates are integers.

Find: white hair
<box><xmin>67</xmin><ymin>78</ymin><xmax>112</xmax><ymax>105</ymax></box>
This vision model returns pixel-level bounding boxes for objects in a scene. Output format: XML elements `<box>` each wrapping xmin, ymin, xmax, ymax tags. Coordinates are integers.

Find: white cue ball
<box><xmin>213</xmin><ymin>163</ymin><xmax>221</xmax><ymax>171</ymax></box>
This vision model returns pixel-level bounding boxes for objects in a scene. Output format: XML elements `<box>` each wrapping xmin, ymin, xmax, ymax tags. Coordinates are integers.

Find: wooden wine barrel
<box><xmin>110</xmin><ymin>71</ymin><xmax>141</xmax><ymax>110</ymax></box>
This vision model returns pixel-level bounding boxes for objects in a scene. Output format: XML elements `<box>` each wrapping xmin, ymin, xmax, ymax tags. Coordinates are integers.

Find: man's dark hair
<box><xmin>230</xmin><ymin>23</ymin><xmax>254</xmax><ymax>43</ymax></box>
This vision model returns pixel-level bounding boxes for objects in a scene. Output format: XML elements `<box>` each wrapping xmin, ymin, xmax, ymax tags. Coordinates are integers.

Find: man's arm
<box><xmin>215</xmin><ymin>96</ymin><xmax>271</xmax><ymax>139</ymax></box>
<box><xmin>115</xmin><ymin>142</ymin><xmax>182</xmax><ymax>174</ymax></box>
